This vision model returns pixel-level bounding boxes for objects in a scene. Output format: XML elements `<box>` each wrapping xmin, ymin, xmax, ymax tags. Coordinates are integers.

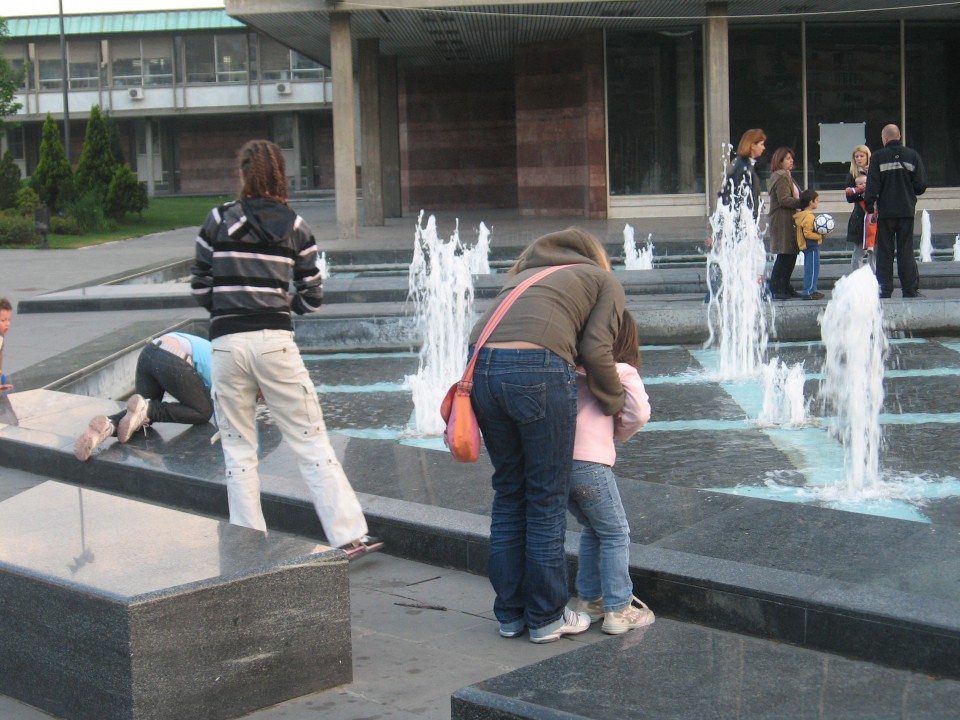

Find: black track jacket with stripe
<box><xmin>191</xmin><ymin>197</ymin><xmax>324</xmax><ymax>340</ymax></box>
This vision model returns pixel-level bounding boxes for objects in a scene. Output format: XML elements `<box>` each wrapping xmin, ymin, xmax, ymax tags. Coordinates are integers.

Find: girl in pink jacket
<box><xmin>569</xmin><ymin>310</ymin><xmax>655</xmax><ymax>634</ymax></box>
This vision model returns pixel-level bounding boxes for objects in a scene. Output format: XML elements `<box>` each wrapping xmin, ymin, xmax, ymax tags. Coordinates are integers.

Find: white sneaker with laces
<box><xmin>529</xmin><ymin>607</ymin><xmax>591</xmax><ymax>644</ymax></box>
<box><xmin>74</xmin><ymin>416</ymin><xmax>115</xmax><ymax>461</ymax></box>
<box><xmin>575</xmin><ymin>597</ymin><xmax>604</xmax><ymax>623</ymax></box>
<box><xmin>117</xmin><ymin>395</ymin><xmax>150</xmax><ymax>442</ymax></box>
<box><xmin>602</xmin><ymin>596</ymin><xmax>655</xmax><ymax>635</ymax></box>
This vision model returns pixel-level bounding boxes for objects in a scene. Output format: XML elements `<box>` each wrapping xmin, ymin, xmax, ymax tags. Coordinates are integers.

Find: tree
<box><xmin>0</xmin><ymin>150</ymin><xmax>20</xmax><ymax>210</ymax></box>
<box><xmin>30</xmin><ymin>113</ymin><xmax>72</xmax><ymax>211</ymax></box>
<box><xmin>0</xmin><ymin>19</ymin><xmax>24</xmax><ymax>130</ymax></box>
<box><xmin>74</xmin><ymin>105</ymin><xmax>117</xmax><ymax>200</ymax></box>
<box><xmin>105</xmin><ymin>164</ymin><xmax>148</xmax><ymax>219</ymax></box>
<box><xmin>105</xmin><ymin>111</ymin><xmax>126</xmax><ymax>165</ymax></box>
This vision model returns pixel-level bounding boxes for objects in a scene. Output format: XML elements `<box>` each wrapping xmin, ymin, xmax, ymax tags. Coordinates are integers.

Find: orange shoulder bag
<box><xmin>440</xmin><ymin>265</ymin><xmax>572</xmax><ymax>462</ymax></box>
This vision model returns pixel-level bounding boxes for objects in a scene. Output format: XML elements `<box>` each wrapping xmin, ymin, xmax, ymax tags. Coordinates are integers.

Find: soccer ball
<box><xmin>813</xmin><ymin>213</ymin><xmax>835</xmax><ymax>235</ymax></box>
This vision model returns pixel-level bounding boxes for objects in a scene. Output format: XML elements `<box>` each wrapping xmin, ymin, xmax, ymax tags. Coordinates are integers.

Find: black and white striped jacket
<box><xmin>191</xmin><ymin>197</ymin><xmax>324</xmax><ymax>340</ymax></box>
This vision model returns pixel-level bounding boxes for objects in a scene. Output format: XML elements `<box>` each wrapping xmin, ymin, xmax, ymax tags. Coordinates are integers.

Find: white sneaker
<box><xmin>602</xmin><ymin>596</ymin><xmax>655</xmax><ymax>635</ymax></box>
<box><xmin>74</xmin><ymin>416</ymin><xmax>115</xmax><ymax>461</ymax></box>
<box><xmin>117</xmin><ymin>395</ymin><xmax>149</xmax><ymax>442</ymax></box>
<box><xmin>575</xmin><ymin>597</ymin><xmax>604</xmax><ymax>623</ymax></box>
<box><xmin>529</xmin><ymin>607</ymin><xmax>591</xmax><ymax>644</ymax></box>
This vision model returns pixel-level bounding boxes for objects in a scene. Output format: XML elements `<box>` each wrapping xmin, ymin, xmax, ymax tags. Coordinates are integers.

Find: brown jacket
<box><xmin>766</xmin><ymin>170</ymin><xmax>802</xmax><ymax>255</ymax></box>
<box><xmin>469</xmin><ymin>228</ymin><xmax>626</xmax><ymax>415</ymax></box>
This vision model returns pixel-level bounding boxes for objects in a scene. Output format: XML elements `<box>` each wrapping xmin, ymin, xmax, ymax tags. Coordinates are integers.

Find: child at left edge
<box><xmin>0</xmin><ymin>296</ymin><xmax>12</xmax><ymax>392</ymax></box>
<box><xmin>569</xmin><ymin>309</ymin><xmax>656</xmax><ymax>635</ymax></box>
<box><xmin>794</xmin><ymin>189</ymin><xmax>826</xmax><ymax>300</ymax></box>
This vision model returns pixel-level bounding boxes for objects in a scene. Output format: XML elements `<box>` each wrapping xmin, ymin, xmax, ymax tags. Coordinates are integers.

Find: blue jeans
<box><xmin>568</xmin><ymin>461</ymin><xmax>632</xmax><ymax>612</ymax></box>
<box><xmin>470</xmin><ymin>347</ymin><xmax>578</xmax><ymax>631</ymax></box>
<box><xmin>802</xmin><ymin>245</ymin><xmax>820</xmax><ymax>295</ymax></box>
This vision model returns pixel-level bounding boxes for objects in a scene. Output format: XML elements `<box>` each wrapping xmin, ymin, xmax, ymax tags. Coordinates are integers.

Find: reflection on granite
<box><xmin>452</xmin><ymin>619</ymin><xmax>960</xmax><ymax>720</ymax></box>
<box><xmin>0</xmin><ymin>481</ymin><xmax>350</xmax><ymax>720</ymax></box>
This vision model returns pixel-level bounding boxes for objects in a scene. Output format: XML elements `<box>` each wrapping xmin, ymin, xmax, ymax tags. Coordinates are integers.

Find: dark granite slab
<box><xmin>451</xmin><ymin>619</ymin><xmax>960</xmax><ymax>720</ymax></box>
<box><xmin>0</xmin><ymin>481</ymin><xmax>350</xmax><ymax>720</ymax></box>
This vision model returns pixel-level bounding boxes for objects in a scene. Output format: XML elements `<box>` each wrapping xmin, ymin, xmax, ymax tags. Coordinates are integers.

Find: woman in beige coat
<box><xmin>766</xmin><ymin>147</ymin><xmax>802</xmax><ymax>299</ymax></box>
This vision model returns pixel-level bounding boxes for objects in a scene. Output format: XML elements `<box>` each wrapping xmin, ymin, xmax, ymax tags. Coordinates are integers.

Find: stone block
<box><xmin>0</xmin><ymin>481</ymin><xmax>350</xmax><ymax>720</ymax></box>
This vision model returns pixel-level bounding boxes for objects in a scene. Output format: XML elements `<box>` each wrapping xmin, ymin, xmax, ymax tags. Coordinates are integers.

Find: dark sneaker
<box><xmin>341</xmin><ymin>535</ymin><xmax>384</xmax><ymax>560</ymax></box>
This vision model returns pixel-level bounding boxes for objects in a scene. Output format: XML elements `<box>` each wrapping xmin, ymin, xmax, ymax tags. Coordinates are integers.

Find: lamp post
<box><xmin>58</xmin><ymin>0</ymin><xmax>70</xmax><ymax>161</ymax></box>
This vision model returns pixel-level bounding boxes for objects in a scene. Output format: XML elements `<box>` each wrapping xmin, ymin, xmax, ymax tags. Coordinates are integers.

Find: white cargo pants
<box><xmin>211</xmin><ymin>329</ymin><xmax>367</xmax><ymax>547</ymax></box>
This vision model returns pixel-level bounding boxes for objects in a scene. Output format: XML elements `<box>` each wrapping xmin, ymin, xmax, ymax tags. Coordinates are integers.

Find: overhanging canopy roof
<box><xmin>225</xmin><ymin>0</ymin><xmax>960</xmax><ymax>67</ymax></box>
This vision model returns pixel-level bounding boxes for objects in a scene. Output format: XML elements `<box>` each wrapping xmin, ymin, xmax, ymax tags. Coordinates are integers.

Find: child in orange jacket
<box><xmin>793</xmin><ymin>189</ymin><xmax>826</xmax><ymax>300</ymax></box>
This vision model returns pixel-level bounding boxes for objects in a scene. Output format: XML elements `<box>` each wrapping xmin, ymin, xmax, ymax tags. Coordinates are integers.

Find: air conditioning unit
<box><xmin>276</xmin><ymin>82</ymin><xmax>292</xmax><ymax>95</ymax></box>
<box><xmin>128</xmin><ymin>87</ymin><xmax>145</xmax><ymax>100</ymax></box>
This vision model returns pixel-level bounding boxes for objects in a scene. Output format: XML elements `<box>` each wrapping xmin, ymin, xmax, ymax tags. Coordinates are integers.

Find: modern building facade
<box><xmin>1</xmin><ymin>8</ymin><xmax>334</xmax><ymax>196</ymax></box>
<box><xmin>3</xmin><ymin>2</ymin><xmax>959</xmax><ymax>241</ymax></box>
<box><xmin>224</xmin><ymin>0</ymin><xmax>960</xmax><ymax>239</ymax></box>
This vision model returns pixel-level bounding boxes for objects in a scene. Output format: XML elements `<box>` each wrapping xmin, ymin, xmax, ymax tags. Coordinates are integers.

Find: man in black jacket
<box><xmin>864</xmin><ymin>124</ymin><xmax>928</xmax><ymax>298</ymax></box>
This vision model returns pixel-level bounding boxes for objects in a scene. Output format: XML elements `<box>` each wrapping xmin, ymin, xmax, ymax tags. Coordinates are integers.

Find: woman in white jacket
<box><xmin>568</xmin><ymin>310</ymin><xmax>655</xmax><ymax>635</ymax></box>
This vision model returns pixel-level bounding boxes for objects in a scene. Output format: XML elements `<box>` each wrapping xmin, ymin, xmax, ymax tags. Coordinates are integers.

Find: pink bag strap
<box><xmin>460</xmin><ymin>264</ymin><xmax>575</xmax><ymax>383</ymax></box>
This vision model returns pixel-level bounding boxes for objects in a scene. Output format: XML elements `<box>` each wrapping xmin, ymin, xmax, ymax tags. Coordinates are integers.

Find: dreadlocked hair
<box><xmin>238</xmin><ymin>139</ymin><xmax>288</xmax><ymax>200</ymax></box>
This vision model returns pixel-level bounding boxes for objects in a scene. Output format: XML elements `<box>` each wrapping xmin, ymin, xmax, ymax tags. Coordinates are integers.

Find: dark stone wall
<box><xmin>399</xmin><ymin>65</ymin><xmax>518</xmax><ymax>212</ymax></box>
<box><xmin>514</xmin><ymin>31</ymin><xmax>607</xmax><ymax>218</ymax></box>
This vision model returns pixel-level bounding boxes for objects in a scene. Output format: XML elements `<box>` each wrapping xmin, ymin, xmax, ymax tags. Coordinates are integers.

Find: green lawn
<box><xmin>14</xmin><ymin>196</ymin><xmax>233</xmax><ymax>250</ymax></box>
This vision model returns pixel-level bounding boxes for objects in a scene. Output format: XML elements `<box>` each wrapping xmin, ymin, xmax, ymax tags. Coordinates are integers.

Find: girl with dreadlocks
<box><xmin>191</xmin><ymin>139</ymin><xmax>381</xmax><ymax>559</ymax></box>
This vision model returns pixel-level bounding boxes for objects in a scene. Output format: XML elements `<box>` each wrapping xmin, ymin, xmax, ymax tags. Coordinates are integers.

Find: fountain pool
<box><xmin>301</xmin><ymin>336</ymin><xmax>960</xmax><ymax>526</ymax></box>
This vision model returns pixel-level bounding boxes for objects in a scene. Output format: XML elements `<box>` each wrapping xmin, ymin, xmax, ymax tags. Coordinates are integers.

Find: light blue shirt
<box><xmin>169</xmin><ymin>332</ymin><xmax>213</xmax><ymax>393</ymax></box>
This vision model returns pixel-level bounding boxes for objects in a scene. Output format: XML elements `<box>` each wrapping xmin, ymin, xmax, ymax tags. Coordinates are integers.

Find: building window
<box><xmin>729</xmin><ymin>25</ymin><xmax>804</xmax><ymax>189</ymax></box>
<box><xmin>274</xmin><ymin>115</ymin><xmax>295</xmax><ymax>150</ymax></box>
<box><xmin>607</xmin><ymin>28</ymin><xmax>705</xmax><ymax>195</ymax></box>
<box><xmin>143</xmin><ymin>38</ymin><xmax>174</xmax><ymax>86</ymax></box>
<box><xmin>905</xmin><ymin>22</ymin><xmax>960</xmax><ymax>187</ymax></box>
<box><xmin>112</xmin><ymin>38</ymin><xmax>143</xmax><ymax>87</ymax></box>
<box><xmin>68</xmin><ymin>41</ymin><xmax>100</xmax><ymax>89</ymax></box>
<box><xmin>258</xmin><ymin>36</ymin><xmax>326</xmax><ymax>82</ymax></box>
<box><xmin>183</xmin><ymin>34</ymin><xmax>216</xmax><ymax>83</ymax></box>
<box><xmin>36</xmin><ymin>42</ymin><xmax>63</xmax><ymax>91</ymax></box>
<box><xmin>291</xmin><ymin>51</ymin><xmax>324</xmax><ymax>80</ymax></box>
<box><xmin>215</xmin><ymin>34</ymin><xmax>248</xmax><ymax>83</ymax></box>
<box><xmin>5</xmin><ymin>43</ymin><xmax>27</xmax><ymax>90</ymax></box>
<box><xmin>804</xmin><ymin>23</ymin><xmax>900</xmax><ymax>190</ymax></box>
<box><xmin>6</xmin><ymin>127</ymin><xmax>25</xmax><ymax>160</ymax></box>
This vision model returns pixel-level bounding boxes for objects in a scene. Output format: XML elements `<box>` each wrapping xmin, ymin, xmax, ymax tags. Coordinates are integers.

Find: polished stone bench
<box><xmin>0</xmin><ymin>481</ymin><xmax>350</xmax><ymax>720</ymax></box>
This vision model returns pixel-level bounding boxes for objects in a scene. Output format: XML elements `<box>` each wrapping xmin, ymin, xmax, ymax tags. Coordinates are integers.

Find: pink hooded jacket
<box><xmin>573</xmin><ymin>362</ymin><xmax>651</xmax><ymax>466</ymax></box>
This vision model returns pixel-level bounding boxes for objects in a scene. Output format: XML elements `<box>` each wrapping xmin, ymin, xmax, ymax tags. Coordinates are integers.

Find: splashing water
<box><xmin>953</xmin><ymin>233</ymin><xmax>960</xmax><ymax>261</ymax></box>
<box><xmin>316</xmin><ymin>251</ymin><xmax>329</xmax><ymax>279</ymax></box>
<box><xmin>469</xmin><ymin>222</ymin><xmax>492</xmax><ymax>275</ymax></box>
<box><xmin>705</xmin><ymin>184</ymin><xmax>770</xmax><ymax>380</ymax></box>
<box><xmin>623</xmin><ymin>224</ymin><xmax>654</xmax><ymax>270</ymax></box>
<box><xmin>819</xmin><ymin>266</ymin><xmax>887</xmax><ymax>495</ymax></box>
<box><xmin>404</xmin><ymin>212</ymin><xmax>481</xmax><ymax>436</ymax></box>
<box><xmin>756</xmin><ymin>359</ymin><xmax>808</xmax><ymax>426</ymax></box>
<box><xmin>919</xmin><ymin>209</ymin><xmax>933</xmax><ymax>262</ymax></box>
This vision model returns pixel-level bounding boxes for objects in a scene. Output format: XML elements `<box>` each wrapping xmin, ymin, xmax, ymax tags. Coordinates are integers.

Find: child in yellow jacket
<box><xmin>793</xmin><ymin>189</ymin><xmax>824</xmax><ymax>300</ymax></box>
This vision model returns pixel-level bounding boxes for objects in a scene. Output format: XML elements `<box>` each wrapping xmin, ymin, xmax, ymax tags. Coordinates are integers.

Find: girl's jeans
<box><xmin>802</xmin><ymin>245</ymin><xmax>821</xmax><ymax>295</ymax></box>
<box><xmin>568</xmin><ymin>461</ymin><xmax>632</xmax><ymax>613</ymax></box>
<box><xmin>470</xmin><ymin>346</ymin><xmax>578</xmax><ymax>632</ymax></box>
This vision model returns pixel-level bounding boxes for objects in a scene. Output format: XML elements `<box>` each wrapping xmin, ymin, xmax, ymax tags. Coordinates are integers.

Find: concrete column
<box><xmin>331</xmin><ymin>12</ymin><xmax>358</xmax><ymax>240</ymax></box>
<box><xmin>145</xmin><ymin>120</ymin><xmax>156</xmax><ymax>197</ymax></box>
<box><xmin>379</xmin><ymin>55</ymin><xmax>402</xmax><ymax>218</ymax></box>
<box><xmin>359</xmin><ymin>38</ymin><xmax>384</xmax><ymax>226</ymax></box>
<box><xmin>704</xmin><ymin>2</ymin><xmax>730</xmax><ymax>211</ymax></box>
